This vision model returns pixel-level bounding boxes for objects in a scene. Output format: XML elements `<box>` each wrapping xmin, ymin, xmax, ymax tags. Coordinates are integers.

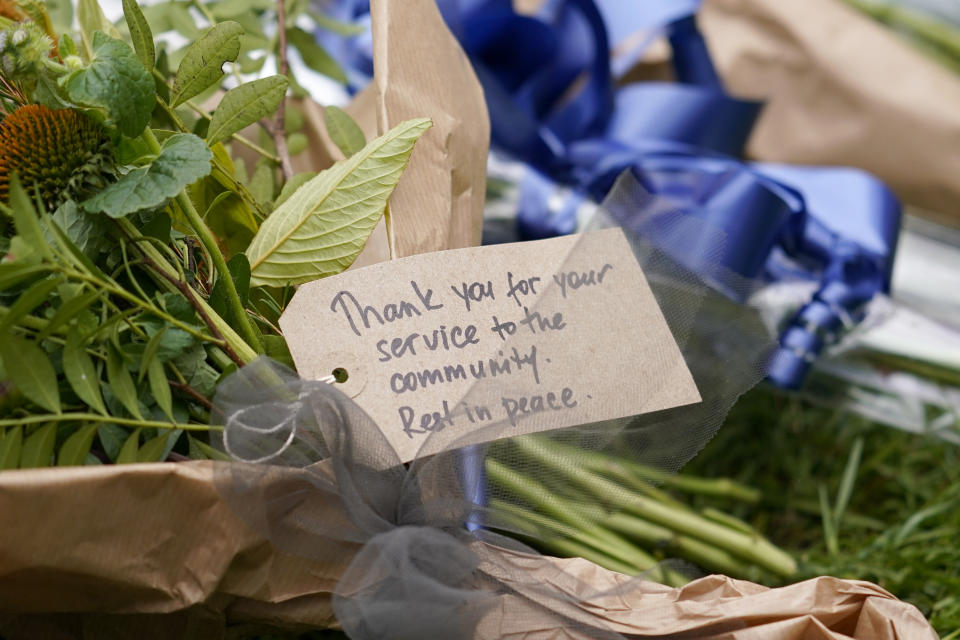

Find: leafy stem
<box><xmin>142</xmin><ymin>128</ymin><xmax>264</xmax><ymax>355</ymax></box>
<box><xmin>0</xmin><ymin>413</ymin><xmax>219</xmax><ymax>431</ymax></box>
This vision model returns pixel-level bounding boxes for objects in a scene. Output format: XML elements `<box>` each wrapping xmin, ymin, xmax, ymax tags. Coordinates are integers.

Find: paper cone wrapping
<box><xmin>696</xmin><ymin>0</ymin><xmax>960</xmax><ymax>225</ymax></box>
<box><xmin>0</xmin><ymin>461</ymin><xmax>936</xmax><ymax>639</ymax></box>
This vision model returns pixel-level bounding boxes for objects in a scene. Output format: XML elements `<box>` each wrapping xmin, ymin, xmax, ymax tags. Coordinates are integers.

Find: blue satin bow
<box><xmin>315</xmin><ymin>0</ymin><xmax>901</xmax><ymax>389</ymax></box>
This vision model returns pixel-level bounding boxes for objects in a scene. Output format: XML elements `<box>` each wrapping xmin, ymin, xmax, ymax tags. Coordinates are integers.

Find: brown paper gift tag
<box><xmin>280</xmin><ymin>228</ymin><xmax>701</xmax><ymax>462</ymax></box>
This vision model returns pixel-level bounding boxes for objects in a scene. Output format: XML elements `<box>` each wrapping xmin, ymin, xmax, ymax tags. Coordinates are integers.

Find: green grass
<box><xmin>684</xmin><ymin>385</ymin><xmax>960</xmax><ymax>637</ymax></box>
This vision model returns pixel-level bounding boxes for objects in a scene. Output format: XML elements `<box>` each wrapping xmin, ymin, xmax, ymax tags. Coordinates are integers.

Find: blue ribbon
<box><xmin>314</xmin><ymin>0</ymin><xmax>901</xmax><ymax>389</ymax></box>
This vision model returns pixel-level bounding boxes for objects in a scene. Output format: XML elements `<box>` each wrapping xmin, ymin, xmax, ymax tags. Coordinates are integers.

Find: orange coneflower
<box><xmin>0</xmin><ymin>104</ymin><xmax>115</xmax><ymax>210</ymax></box>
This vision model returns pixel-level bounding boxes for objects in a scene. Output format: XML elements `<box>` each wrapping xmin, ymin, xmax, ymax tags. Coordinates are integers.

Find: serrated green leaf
<box><xmin>275</xmin><ymin>171</ymin><xmax>316</xmax><ymax>207</ymax></box>
<box><xmin>246</xmin><ymin>118</ymin><xmax>431</xmax><ymax>287</ymax></box>
<box><xmin>323</xmin><ymin>106</ymin><xmax>365</xmax><ymax>158</ymax></box>
<box><xmin>0</xmin><ymin>276</ymin><xmax>62</xmax><ymax>334</ymax></box>
<box><xmin>64</xmin><ymin>329</ymin><xmax>108</xmax><ymax>415</ymax></box>
<box><xmin>147</xmin><ymin>359</ymin><xmax>173</xmax><ymax>421</ymax></box>
<box><xmin>50</xmin><ymin>200</ymin><xmax>112</xmax><ymax>259</ymax></box>
<box><xmin>62</xmin><ymin>32</ymin><xmax>155</xmax><ymax>138</ymax></box>
<box><xmin>0</xmin><ymin>335</ymin><xmax>60</xmax><ymax>413</ymax></box>
<box><xmin>122</xmin><ymin>0</ymin><xmax>155</xmax><ymax>69</ymax></box>
<box><xmin>106</xmin><ymin>345</ymin><xmax>142</xmax><ymax>419</ymax></box>
<box><xmin>138</xmin><ymin>429</ymin><xmax>181</xmax><ymax>462</ymax></box>
<box><xmin>171</xmin><ymin>21</ymin><xmax>244</xmax><ymax>107</ymax></box>
<box><xmin>0</xmin><ymin>427</ymin><xmax>23</xmax><ymax>470</ymax></box>
<box><xmin>116</xmin><ymin>428</ymin><xmax>140</xmax><ymax>463</ymax></box>
<box><xmin>207</xmin><ymin>75</ymin><xmax>289</xmax><ymax>146</ymax></box>
<box><xmin>19</xmin><ymin>423</ymin><xmax>57</xmax><ymax>468</ymax></box>
<box><xmin>77</xmin><ymin>0</ymin><xmax>121</xmax><ymax>58</ymax></box>
<box><xmin>286</xmin><ymin>27</ymin><xmax>347</xmax><ymax>83</ymax></box>
<box><xmin>82</xmin><ymin>134</ymin><xmax>213</xmax><ymax>218</ymax></box>
<box><xmin>57</xmin><ymin>423</ymin><xmax>99</xmax><ymax>466</ymax></box>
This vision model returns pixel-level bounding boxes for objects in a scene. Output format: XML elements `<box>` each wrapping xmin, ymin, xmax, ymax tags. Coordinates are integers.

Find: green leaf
<box><xmin>286</xmin><ymin>27</ymin><xmax>347</xmax><ymax>83</ymax></box>
<box><xmin>168</xmin><ymin>2</ymin><xmax>200</xmax><ymax>39</ymax></box>
<box><xmin>147</xmin><ymin>358</ymin><xmax>174</xmax><ymax>421</ymax></box>
<box><xmin>116</xmin><ymin>428</ymin><xmax>140</xmax><ymax>463</ymax></box>
<box><xmin>50</xmin><ymin>200</ymin><xmax>112</xmax><ymax>259</ymax></box>
<box><xmin>246</xmin><ymin>117</ymin><xmax>431</xmax><ymax>287</ymax></box>
<box><xmin>207</xmin><ymin>75</ymin><xmax>289</xmax><ymax>146</ymax></box>
<box><xmin>57</xmin><ymin>423</ymin><xmax>99</xmax><ymax>466</ymax></box>
<box><xmin>188</xmin><ymin>434</ymin><xmax>230</xmax><ymax>461</ymax></box>
<box><xmin>0</xmin><ymin>427</ymin><xmax>23</xmax><ymax>470</ymax></box>
<box><xmin>122</xmin><ymin>0</ymin><xmax>155</xmax><ymax>69</ymax></box>
<box><xmin>323</xmin><ymin>106</ymin><xmax>366</xmax><ymax>158</ymax></box>
<box><xmin>263</xmin><ymin>334</ymin><xmax>295</xmax><ymax>369</ymax></box>
<box><xmin>0</xmin><ymin>276</ymin><xmax>62</xmax><ymax>334</ymax></box>
<box><xmin>19</xmin><ymin>423</ymin><xmax>57</xmax><ymax>468</ymax></box>
<box><xmin>62</xmin><ymin>32</ymin><xmax>156</xmax><ymax>138</ymax></box>
<box><xmin>77</xmin><ymin>0</ymin><xmax>121</xmax><ymax>58</ymax></box>
<box><xmin>82</xmin><ymin>134</ymin><xmax>213</xmax><ymax>218</ymax></box>
<box><xmin>248</xmin><ymin>159</ymin><xmax>275</xmax><ymax>206</ymax></box>
<box><xmin>139</xmin><ymin>326</ymin><xmax>166</xmax><ymax>382</ymax></box>
<box><xmin>210</xmin><ymin>253</ymin><xmax>250</xmax><ymax>318</ymax></box>
<box><xmin>170</xmin><ymin>21</ymin><xmax>244</xmax><ymax>107</ymax></box>
<box><xmin>287</xmin><ymin>132</ymin><xmax>307</xmax><ymax>156</ymax></box>
<box><xmin>138</xmin><ymin>429</ymin><xmax>181</xmax><ymax>462</ymax></box>
<box><xmin>106</xmin><ymin>345</ymin><xmax>142</xmax><ymax>419</ymax></box>
<box><xmin>64</xmin><ymin>329</ymin><xmax>108</xmax><ymax>415</ymax></box>
<box><xmin>0</xmin><ymin>335</ymin><xmax>61</xmax><ymax>413</ymax></box>
<box><xmin>97</xmin><ymin>424</ymin><xmax>127</xmax><ymax>461</ymax></box>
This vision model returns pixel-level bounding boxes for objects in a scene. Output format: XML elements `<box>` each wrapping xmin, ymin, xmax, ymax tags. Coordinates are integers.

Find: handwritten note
<box><xmin>280</xmin><ymin>228</ymin><xmax>700</xmax><ymax>462</ymax></box>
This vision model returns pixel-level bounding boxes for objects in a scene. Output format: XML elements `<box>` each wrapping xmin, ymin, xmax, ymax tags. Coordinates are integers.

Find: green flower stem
<box><xmin>0</xmin><ymin>413</ymin><xmax>219</xmax><ymax>431</ymax></box>
<box><xmin>115</xmin><ymin>218</ymin><xmax>257</xmax><ymax>364</ymax></box>
<box><xmin>141</xmin><ymin>128</ymin><xmax>263</xmax><ymax>356</ymax></box>
<box><xmin>515</xmin><ymin>438</ymin><xmax>797</xmax><ymax>578</ymax></box>
<box><xmin>485</xmin><ymin>458</ymin><xmax>657</xmax><ymax>571</ymax></box>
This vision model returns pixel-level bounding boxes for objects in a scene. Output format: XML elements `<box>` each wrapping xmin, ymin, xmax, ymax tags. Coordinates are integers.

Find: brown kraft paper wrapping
<box><xmin>0</xmin><ymin>462</ymin><xmax>937</xmax><ymax>638</ymax></box>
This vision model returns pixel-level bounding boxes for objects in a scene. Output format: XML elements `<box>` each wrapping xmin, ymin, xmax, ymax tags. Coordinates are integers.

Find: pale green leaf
<box><xmin>287</xmin><ymin>132</ymin><xmax>307</xmax><ymax>156</ymax></box>
<box><xmin>0</xmin><ymin>335</ymin><xmax>61</xmax><ymax>413</ymax></box>
<box><xmin>286</xmin><ymin>27</ymin><xmax>347</xmax><ymax>83</ymax></box>
<box><xmin>138</xmin><ymin>325</ymin><xmax>166</xmax><ymax>382</ymax></box>
<box><xmin>207</xmin><ymin>75</ymin><xmax>289</xmax><ymax>146</ymax></box>
<box><xmin>77</xmin><ymin>0</ymin><xmax>121</xmax><ymax>58</ymax></box>
<box><xmin>64</xmin><ymin>329</ymin><xmax>108</xmax><ymax>415</ymax></box>
<box><xmin>171</xmin><ymin>21</ymin><xmax>244</xmax><ymax>107</ymax></box>
<box><xmin>116</xmin><ymin>428</ymin><xmax>140</xmax><ymax>463</ymax></box>
<box><xmin>0</xmin><ymin>427</ymin><xmax>23</xmax><ymax>470</ymax></box>
<box><xmin>147</xmin><ymin>358</ymin><xmax>174</xmax><ymax>421</ymax></box>
<box><xmin>19</xmin><ymin>423</ymin><xmax>57</xmax><ymax>468</ymax></box>
<box><xmin>62</xmin><ymin>32</ymin><xmax>155</xmax><ymax>138</ymax></box>
<box><xmin>246</xmin><ymin>117</ymin><xmax>431</xmax><ymax>287</ymax></box>
<box><xmin>122</xmin><ymin>0</ymin><xmax>155</xmax><ymax>69</ymax></box>
<box><xmin>57</xmin><ymin>423</ymin><xmax>100</xmax><ymax>466</ymax></box>
<box><xmin>82</xmin><ymin>134</ymin><xmax>213</xmax><ymax>218</ymax></box>
<box><xmin>106</xmin><ymin>345</ymin><xmax>142</xmax><ymax>419</ymax></box>
<box><xmin>323</xmin><ymin>106</ymin><xmax>365</xmax><ymax>157</ymax></box>
<box><xmin>248</xmin><ymin>159</ymin><xmax>275</xmax><ymax>205</ymax></box>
